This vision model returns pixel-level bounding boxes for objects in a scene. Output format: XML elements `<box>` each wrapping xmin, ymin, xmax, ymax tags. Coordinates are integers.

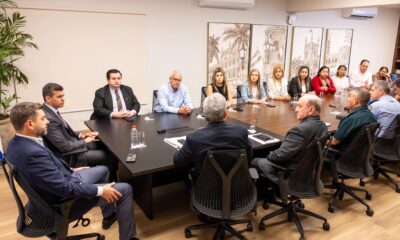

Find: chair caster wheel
<box><xmin>338</xmin><ymin>192</ymin><xmax>344</xmax><ymax>200</ymax></box>
<box><xmin>247</xmin><ymin>223</ymin><xmax>253</xmax><ymax>232</ymax></box>
<box><xmin>365</xmin><ymin>192</ymin><xmax>372</xmax><ymax>200</ymax></box>
<box><xmin>98</xmin><ymin>235</ymin><xmax>105</xmax><ymax>240</ymax></box>
<box><xmin>299</xmin><ymin>235</ymin><xmax>305</xmax><ymax>240</ymax></box>
<box><xmin>396</xmin><ymin>187</ymin><xmax>400</xmax><ymax>193</ymax></box>
<box><xmin>259</xmin><ymin>222</ymin><xmax>266</xmax><ymax>230</ymax></box>
<box><xmin>366</xmin><ymin>209</ymin><xmax>374</xmax><ymax>217</ymax></box>
<box><xmin>298</xmin><ymin>202</ymin><xmax>305</xmax><ymax>209</ymax></box>
<box><xmin>359</xmin><ymin>180</ymin><xmax>365</xmax><ymax>187</ymax></box>
<box><xmin>185</xmin><ymin>230</ymin><xmax>192</xmax><ymax>238</ymax></box>
<box><xmin>328</xmin><ymin>206</ymin><xmax>335</xmax><ymax>213</ymax></box>
<box><xmin>263</xmin><ymin>201</ymin><xmax>270</xmax><ymax>210</ymax></box>
<box><xmin>323</xmin><ymin>222</ymin><xmax>330</xmax><ymax>231</ymax></box>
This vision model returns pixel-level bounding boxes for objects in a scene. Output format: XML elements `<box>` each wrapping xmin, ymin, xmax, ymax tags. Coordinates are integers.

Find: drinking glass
<box><xmin>249</xmin><ymin>119</ymin><xmax>256</xmax><ymax>132</ymax></box>
<box><xmin>139</xmin><ymin>131</ymin><xmax>145</xmax><ymax>146</ymax></box>
<box><xmin>319</xmin><ymin>92</ymin><xmax>324</xmax><ymax>101</ymax></box>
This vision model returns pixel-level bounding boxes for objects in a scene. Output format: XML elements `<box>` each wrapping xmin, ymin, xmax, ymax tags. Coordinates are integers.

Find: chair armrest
<box><xmin>62</xmin><ymin>147</ymin><xmax>87</xmax><ymax>157</ymax></box>
<box><xmin>264</xmin><ymin>161</ymin><xmax>289</xmax><ymax>173</ymax></box>
<box><xmin>249</xmin><ymin>168</ymin><xmax>259</xmax><ymax>180</ymax></box>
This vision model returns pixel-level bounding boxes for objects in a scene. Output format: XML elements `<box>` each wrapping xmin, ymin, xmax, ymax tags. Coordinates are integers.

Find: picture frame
<box><xmin>324</xmin><ymin>28</ymin><xmax>353</xmax><ymax>76</ymax></box>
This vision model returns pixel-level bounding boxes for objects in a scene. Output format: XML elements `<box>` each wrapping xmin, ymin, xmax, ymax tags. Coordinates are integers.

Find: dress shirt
<box><xmin>154</xmin><ymin>82</ymin><xmax>193</xmax><ymax>113</ymax></box>
<box><xmin>349</xmin><ymin>70</ymin><xmax>372</xmax><ymax>88</ymax></box>
<box><xmin>109</xmin><ymin>86</ymin><xmax>137</xmax><ymax>118</ymax></box>
<box><xmin>370</xmin><ymin>95</ymin><xmax>400</xmax><ymax>137</ymax></box>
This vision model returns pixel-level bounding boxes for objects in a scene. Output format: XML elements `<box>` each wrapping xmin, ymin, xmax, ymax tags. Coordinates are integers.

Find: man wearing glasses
<box><xmin>154</xmin><ymin>70</ymin><xmax>193</xmax><ymax>114</ymax></box>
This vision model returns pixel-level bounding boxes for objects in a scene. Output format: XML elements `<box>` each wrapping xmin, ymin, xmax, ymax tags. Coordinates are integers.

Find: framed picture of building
<box><xmin>207</xmin><ymin>22</ymin><xmax>251</xmax><ymax>87</ymax></box>
<box><xmin>324</xmin><ymin>29</ymin><xmax>353</xmax><ymax>76</ymax></box>
<box><xmin>289</xmin><ymin>26</ymin><xmax>323</xmax><ymax>79</ymax></box>
<box><xmin>250</xmin><ymin>24</ymin><xmax>288</xmax><ymax>81</ymax></box>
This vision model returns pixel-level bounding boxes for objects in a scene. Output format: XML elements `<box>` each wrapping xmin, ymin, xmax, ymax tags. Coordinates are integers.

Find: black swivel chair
<box><xmin>1</xmin><ymin>158</ymin><xmax>104</xmax><ymax>240</ymax></box>
<box><xmin>152</xmin><ymin>89</ymin><xmax>158</xmax><ymax>113</ymax></box>
<box><xmin>325</xmin><ymin>122</ymin><xmax>380</xmax><ymax>216</ymax></box>
<box><xmin>184</xmin><ymin>149</ymin><xmax>258</xmax><ymax>240</ymax></box>
<box><xmin>370</xmin><ymin>115</ymin><xmax>400</xmax><ymax>192</ymax></box>
<box><xmin>42</xmin><ymin>137</ymin><xmax>87</xmax><ymax>168</ymax></box>
<box><xmin>236</xmin><ymin>85</ymin><xmax>242</xmax><ymax>99</ymax></box>
<box><xmin>258</xmin><ymin>134</ymin><xmax>331</xmax><ymax>240</ymax></box>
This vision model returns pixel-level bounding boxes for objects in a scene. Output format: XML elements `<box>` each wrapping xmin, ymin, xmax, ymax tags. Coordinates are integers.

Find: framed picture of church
<box><xmin>207</xmin><ymin>22</ymin><xmax>251</xmax><ymax>87</ymax></box>
<box><xmin>324</xmin><ymin>29</ymin><xmax>353</xmax><ymax>76</ymax></box>
<box><xmin>289</xmin><ymin>26</ymin><xmax>323</xmax><ymax>80</ymax></box>
<box><xmin>250</xmin><ymin>24</ymin><xmax>288</xmax><ymax>81</ymax></box>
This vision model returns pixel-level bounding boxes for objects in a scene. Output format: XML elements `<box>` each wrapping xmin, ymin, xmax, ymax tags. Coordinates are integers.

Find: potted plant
<box><xmin>0</xmin><ymin>0</ymin><xmax>37</xmax><ymax>151</ymax></box>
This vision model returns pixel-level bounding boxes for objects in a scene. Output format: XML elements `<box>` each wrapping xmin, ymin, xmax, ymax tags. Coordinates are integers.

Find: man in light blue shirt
<box><xmin>370</xmin><ymin>80</ymin><xmax>400</xmax><ymax>137</ymax></box>
<box><xmin>154</xmin><ymin>70</ymin><xmax>193</xmax><ymax>114</ymax></box>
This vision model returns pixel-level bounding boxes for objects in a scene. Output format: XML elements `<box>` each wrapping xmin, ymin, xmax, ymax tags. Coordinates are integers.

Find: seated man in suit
<box><xmin>252</xmin><ymin>94</ymin><xmax>328</xmax><ymax>184</ymax></box>
<box><xmin>173</xmin><ymin>93</ymin><xmax>252</xmax><ymax>178</ymax></box>
<box><xmin>154</xmin><ymin>70</ymin><xmax>193</xmax><ymax>114</ymax></box>
<box><xmin>42</xmin><ymin>83</ymin><xmax>117</xmax><ymax>182</ymax></box>
<box><xmin>6</xmin><ymin>102</ymin><xmax>138</xmax><ymax>240</ymax></box>
<box><xmin>91</xmin><ymin>69</ymin><xmax>140</xmax><ymax>120</ymax></box>
<box><xmin>369</xmin><ymin>80</ymin><xmax>400</xmax><ymax>137</ymax></box>
<box><xmin>330</xmin><ymin>87</ymin><xmax>377</xmax><ymax>151</ymax></box>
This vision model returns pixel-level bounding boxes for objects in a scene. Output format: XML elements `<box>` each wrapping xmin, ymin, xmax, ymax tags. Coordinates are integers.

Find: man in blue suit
<box><xmin>6</xmin><ymin>102</ymin><xmax>138</xmax><ymax>240</ymax></box>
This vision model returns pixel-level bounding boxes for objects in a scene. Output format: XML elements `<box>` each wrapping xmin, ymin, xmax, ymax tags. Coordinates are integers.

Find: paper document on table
<box><xmin>249</xmin><ymin>133</ymin><xmax>280</xmax><ymax>145</ymax></box>
<box><xmin>164</xmin><ymin>136</ymin><xmax>186</xmax><ymax>150</ymax></box>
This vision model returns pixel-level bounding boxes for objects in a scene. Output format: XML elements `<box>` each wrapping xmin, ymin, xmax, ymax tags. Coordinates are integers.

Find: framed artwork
<box><xmin>324</xmin><ymin>29</ymin><xmax>353</xmax><ymax>76</ymax></box>
<box><xmin>289</xmin><ymin>26</ymin><xmax>323</xmax><ymax>79</ymax></box>
<box><xmin>250</xmin><ymin>24</ymin><xmax>288</xmax><ymax>81</ymax></box>
<box><xmin>207</xmin><ymin>22</ymin><xmax>251</xmax><ymax>87</ymax></box>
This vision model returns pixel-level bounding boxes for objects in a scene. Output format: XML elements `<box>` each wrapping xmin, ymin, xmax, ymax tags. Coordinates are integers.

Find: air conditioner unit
<box><xmin>342</xmin><ymin>7</ymin><xmax>378</xmax><ymax>19</ymax></box>
<box><xmin>198</xmin><ymin>0</ymin><xmax>255</xmax><ymax>10</ymax></box>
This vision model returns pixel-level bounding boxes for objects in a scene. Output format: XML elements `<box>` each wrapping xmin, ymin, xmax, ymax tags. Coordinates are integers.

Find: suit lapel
<box><xmin>41</xmin><ymin>143</ymin><xmax>73</xmax><ymax>173</ymax></box>
<box><xmin>121</xmin><ymin>86</ymin><xmax>131</xmax><ymax>108</ymax></box>
<box><xmin>44</xmin><ymin>104</ymin><xmax>79</xmax><ymax>140</ymax></box>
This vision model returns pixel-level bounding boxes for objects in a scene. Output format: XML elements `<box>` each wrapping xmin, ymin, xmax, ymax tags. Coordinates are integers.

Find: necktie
<box><xmin>57</xmin><ymin>111</ymin><xmax>78</xmax><ymax>139</ymax></box>
<box><xmin>115</xmin><ymin>89</ymin><xmax>123</xmax><ymax>111</ymax></box>
<box><xmin>56</xmin><ymin>111</ymin><xmax>67</xmax><ymax>126</ymax></box>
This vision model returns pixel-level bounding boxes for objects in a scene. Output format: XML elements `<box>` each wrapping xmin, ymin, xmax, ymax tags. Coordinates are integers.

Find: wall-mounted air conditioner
<box><xmin>198</xmin><ymin>0</ymin><xmax>255</xmax><ymax>10</ymax></box>
<box><xmin>342</xmin><ymin>7</ymin><xmax>378</xmax><ymax>19</ymax></box>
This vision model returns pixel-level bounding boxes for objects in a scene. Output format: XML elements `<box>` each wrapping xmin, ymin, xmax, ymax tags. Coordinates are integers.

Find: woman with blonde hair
<box><xmin>241</xmin><ymin>68</ymin><xmax>267</xmax><ymax>104</ymax></box>
<box><xmin>267</xmin><ymin>64</ymin><xmax>290</xmax><ymax>100</ymax></box>
<box><xmin>206</xmin><ymin>67</ymin><xmax>233</xmax><ymax>106</ymax></box>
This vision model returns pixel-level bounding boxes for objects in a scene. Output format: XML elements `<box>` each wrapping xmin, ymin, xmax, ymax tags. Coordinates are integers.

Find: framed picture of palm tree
<box><xmin>250</xmin><ymin>24</ymin><xmax>288</xmax><ymax>81</ymax></box>
<box><xmin>289</xmin><ymin>26</ymin><xmax>323</xmax><ymax>80</ymax></box>
<box><xmin>324</xmin><ymin>29</ymin><xmax>353</xmax><ymax>76</ymax></box>
<box><xmin>207</xmin><ymin>22</ymin><xmax>251</xmax><ymax>87</ymax></box>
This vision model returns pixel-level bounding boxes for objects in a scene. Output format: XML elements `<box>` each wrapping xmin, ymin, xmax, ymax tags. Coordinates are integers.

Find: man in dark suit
<box><xmin>6</xmin><ymin>102</ymin><xmax>138</xmax><ymax>240</ymax></box>
<box><xmin>42</xmin><ymin>83</ymin><xmax>117</xmax><ymax>182</ymax></box>
<box><xmin>91</xmin><ymin>69</ymin><xmax>140</xmax><ymax>120</ymax></box>
<box><xmin>252</xmin><ymin>94</ymin><xmax>328</xmax><ymax>184</ymax></box>
<box><xmin>173</xmin><ymin>93</ymin><xmax>252</xmax><ymax>178</ymax></box>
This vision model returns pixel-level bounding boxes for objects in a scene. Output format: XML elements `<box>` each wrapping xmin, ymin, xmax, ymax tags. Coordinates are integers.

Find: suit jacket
<box><xmin>267</xmin><ymin>116</ymin><xmax>328</xmax><ymax>169</ymax></box>
<box><xmin>173</xmin><ymin>121</ymin><xmax>252</xmax><ymax>178</ymax></box>
<box><xmin>288</xmin><ymin>76</ymin><xmax>312</xmax><ymax>97</ymax></box>
<box><xmin>91</xmin><ymin>84</ymin><xmax>140</xmax><ymax>120</ymax></box>
<box><xmin>42</xmin><ymin>104</ymin><xmax>87</xmax><ymax>158</ymax></box>
<box><xmin>6</xmin><ymin>135</ymin><xmax>98</xmax><ymax>205</ymax></box>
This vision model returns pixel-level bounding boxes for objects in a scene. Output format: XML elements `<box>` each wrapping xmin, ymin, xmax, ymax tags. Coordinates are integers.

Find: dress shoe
<box><xmin>102</xmin><ymin>212</ymin><xmax>117</xmax><ymax>229</ymax></box>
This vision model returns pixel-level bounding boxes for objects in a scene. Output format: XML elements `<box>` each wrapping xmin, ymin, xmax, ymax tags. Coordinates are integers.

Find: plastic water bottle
<box><xmin>131</xmin><ymin>125</ymin><xmax>139</xmax><ymax>148</ymax></box>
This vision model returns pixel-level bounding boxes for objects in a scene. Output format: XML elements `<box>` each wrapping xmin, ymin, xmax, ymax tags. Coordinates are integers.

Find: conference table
<box><xmin>85</xmin><ymin>94</ymin><xmax>348</xmax><ymax>220</ymax></box>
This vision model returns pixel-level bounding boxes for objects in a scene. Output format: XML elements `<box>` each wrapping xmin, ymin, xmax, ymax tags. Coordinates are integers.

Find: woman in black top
<box><xmin>206</xmin><ymin>67</ymin><xmax>233</xmax><ymax>106</ymax></box>
<box><xmin>288</xmin><ymin>65</ymin><xmax>313</xmax><ymax>98</ymax></box>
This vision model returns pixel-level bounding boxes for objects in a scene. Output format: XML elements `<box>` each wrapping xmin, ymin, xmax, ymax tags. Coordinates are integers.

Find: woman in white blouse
<box><xmin>332</xmin><ymin>65</ymin><xmax>350</xmax><ymax>93</ymax></box>
<box><xmin>267</xmin><ymin>64</ymin><xmax>290</xmax><ymax>100</ymax></box>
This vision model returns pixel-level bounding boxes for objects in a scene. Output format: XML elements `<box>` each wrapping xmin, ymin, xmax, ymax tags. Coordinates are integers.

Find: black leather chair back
<box><xmin>192</xmin><ymin>149</ymin><xmax>256</xmax><ymax>220</ymax></box>
<box><xmin>373</xmin><ymin>115</ymin><xmax>400</xmax><ymax>161</ymax></box>
<box><xmin>152</xmin><ymin>90</ymin><xmax>158</xmax><ymax>113</ymax></box>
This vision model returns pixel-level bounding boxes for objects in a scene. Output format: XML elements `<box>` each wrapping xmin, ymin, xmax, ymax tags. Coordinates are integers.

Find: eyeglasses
<box><xmin>171</xmin><ymin>78</ymin><xmax>182</xmax><ymax>82</ymax></box>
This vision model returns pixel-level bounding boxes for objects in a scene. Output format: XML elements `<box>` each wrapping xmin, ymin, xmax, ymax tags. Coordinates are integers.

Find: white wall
<box><xmin>13</xmin><ymin>0</ymin><xmax>400</xmax><ymax>129</ymax></box>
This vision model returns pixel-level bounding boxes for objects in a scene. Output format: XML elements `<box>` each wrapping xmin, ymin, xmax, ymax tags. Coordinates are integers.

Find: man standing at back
<box><xmin>6</xmin><ymin>102</ymin><xmax>138</xmax><ymax>240</ymax></box>
<box><xmin>42</xmin><ymin>83</ymin><xmax>117</xmax><ymax>181</ymax></box>
<box><xmin>370</xmin><ymin>80</ymin><xmax>400</xmax><ymax>137</ymax></box>
<box><xmin>154</xmin><ymin>70</ymin><xmax>193</xmax><ymax>114</ymax></box>
<box><xmin>173</xmin><ymin>93</ymin><xmax>251</xmax><ymax>178</ymax></box>
<box><xmin>92</xmin><ymin>69</ymin><xmax>140</xmax><ymax>120</ymax></box>
<box><xmin>252</xmin><ymin>94</ymin><xmax>328</xmax><ymax>184</ymax></box>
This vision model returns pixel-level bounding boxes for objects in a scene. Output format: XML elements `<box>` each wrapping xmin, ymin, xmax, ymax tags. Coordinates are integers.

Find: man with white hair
<box><xmin>173</xmin><ymin>93</ymin><xmax>252</xmax><ymax>178</ymax></box>
<box><xmin>154</xmin><ymin>70</ymin><xmax>193</xmax><ymax>114</ymax></box>
<box><xmin>252</xmin><ymin>94</ymin><xmax>328</xmax><ymax>184</ymax></box>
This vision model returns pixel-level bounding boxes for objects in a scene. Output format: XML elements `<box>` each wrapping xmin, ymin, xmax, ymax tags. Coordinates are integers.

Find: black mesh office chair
<box><xmin>1</xmin><ymin>158</ymin><xmax>104</xmax><ymax>240</ymax></box>
<box><xmin>184</xmin><ymin>149</ymin><xmax>257</xmax><ymax>240</ymax></box>
<box><xmin>325</xmin><ymin>122</ymin><xmax>379</xmax><ymax>216</ymax></box>
<box><xmin>236</xmin><ymin>85</ymin><xmax>242</xmax><ymax>99</ymax></box>
<box><xmin>258</xmin><ymin>134</ymin><xmax>331</xmax><ymax>240</ymax></box>
<box><xmin>152</xmin><ymin>89</ymin><xmax>158</xmax><ymax>113</ymax></box>
<box><xmin>370</xmin><ymin>115</ymin><xmax>400</xmax><ymax>192</ymax></box>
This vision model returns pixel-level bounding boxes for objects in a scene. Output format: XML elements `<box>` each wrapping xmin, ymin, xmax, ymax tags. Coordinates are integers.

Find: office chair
<box><xmin>42</xmin><ymin>137</ymin><xmax>87</xmax><ymax>168</ymax></box>
<box><xmin>368</xmin><ymin>115</ymin><xmax>400</xmax><ymax>192</ymax></box>
<box><xmin>152</xmin><ymin>89</ymin><xmax>158</xmax><ymax>113</ymax></box>
<box><xmin>200</xmin><ymin>86</ymin><xmax>207</xmax><ymax>112</ymax></box>
<box><xmin>325</xmin><ymin>122</ymin><xmax>380</xmax><ymax>216</ymax></box>
<box><xmin>258</xmin><ymin>134</ymin><xmax>331</xmax><ymax>240</ymax></box>
<box><xmin>184</xmin><ymin>149</ymin><xmax>258</xmax><ymax>240</ymax></box>
<box><xmin>1</xmin><ymin>157</ymin><xmax>104</xmax><ymax>240</ymax></box>
<box><xmin>236</xmin><ymin>85</ymin><xmax>242</xmax><ymax>99</ymax></box>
